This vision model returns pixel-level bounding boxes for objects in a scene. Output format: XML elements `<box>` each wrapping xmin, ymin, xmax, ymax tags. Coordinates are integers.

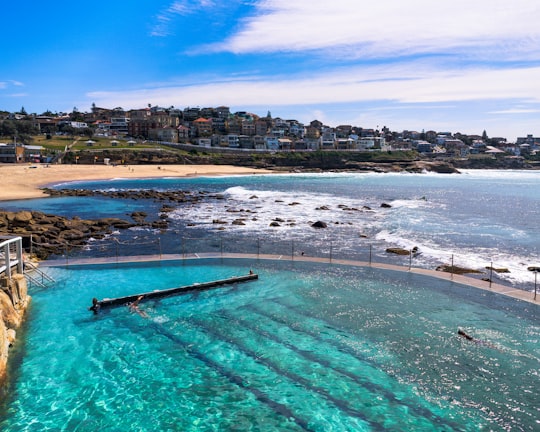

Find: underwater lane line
<box><xmin>239</xmin><ymin>303</ymin><xmax>463</xmax><ymax>431</ymax></box>
<box><xmin>185</xmin><ymin>315</ymin><xmax>382</xmax><ymax>430</ymax></box>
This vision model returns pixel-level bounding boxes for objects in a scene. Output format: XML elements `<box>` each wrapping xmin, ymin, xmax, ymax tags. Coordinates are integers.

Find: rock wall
<box><xmin>0</xmin><ymin>273</ymin><xmax>31</xmax><ymax>384</ymax></box>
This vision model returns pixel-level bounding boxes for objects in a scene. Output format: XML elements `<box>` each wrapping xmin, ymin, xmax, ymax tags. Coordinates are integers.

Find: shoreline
<box><xmin>0</xmin><ymin>163</ymin><xmax>273</xmax><ymax>202</ymax></box>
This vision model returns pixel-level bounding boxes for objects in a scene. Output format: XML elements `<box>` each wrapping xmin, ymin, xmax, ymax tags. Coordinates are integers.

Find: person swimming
<box><xmin>458</xmin><ymin>328</ymin><xmax>497</xmax><ymax>348</ymax></box>
<box><xmin>129</xmin><ymin>295</ymin><xmax>149</xmax><ymax>318</ymax></box>
<box><xmin>88</xmin><ymin>297</ymin><xmax>101</xmax><ymax>315</ymax></box>
<box><xmin>458</xmin><ymin>329</ymin><xmax>474</xmax><ymax>341</ymax></box>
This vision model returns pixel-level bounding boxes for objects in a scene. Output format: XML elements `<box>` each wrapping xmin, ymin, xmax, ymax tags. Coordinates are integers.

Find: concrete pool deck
<box><xmin>39</xmin><ymin>252</ymin><xmax>539</xmax><ymax>306</ymax></box>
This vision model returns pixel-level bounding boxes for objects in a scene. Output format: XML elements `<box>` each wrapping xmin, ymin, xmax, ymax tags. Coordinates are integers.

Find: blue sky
<box><xmin>2</xmin><ymin>0</ymin><xmax>540</xmax><ymax>140</ymax></box>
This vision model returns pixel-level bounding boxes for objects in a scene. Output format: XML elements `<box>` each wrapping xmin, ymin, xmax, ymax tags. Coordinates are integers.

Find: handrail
<box><xmin>24</xmin><ymin>261</ymin><xmax>56</xmax><ymax>283</ymax></box>
<box><xmin>0</xmin><ymin>236</ymin><xmax>23</xmax><ymax>279</ymax></box>
<box><xmin>24</xmin><ymin>272</ymin><xmax>47</xmax><ymax>288</ymax></box>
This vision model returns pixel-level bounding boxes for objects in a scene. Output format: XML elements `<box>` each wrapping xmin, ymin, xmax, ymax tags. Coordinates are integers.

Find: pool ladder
<box><xmin>24</xmin><ymin>261</ymin><xmax>55</xmax><ymax>288</ymax></box>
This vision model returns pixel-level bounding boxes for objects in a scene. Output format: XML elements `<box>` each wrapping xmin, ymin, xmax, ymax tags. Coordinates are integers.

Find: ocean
<box><xmin>4</xmin><ymin>169</ymin><xmax>540</xmax><ymax>289</ymax></box>
<box><xmin>0</xmin><ymin>169</ymin><xmax>539</xmax><ymax>430</ymax></box>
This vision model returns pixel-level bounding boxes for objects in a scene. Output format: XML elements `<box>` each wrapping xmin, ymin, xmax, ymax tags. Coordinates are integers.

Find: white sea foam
<box><xmin>169</xmin><ymin>185</ymin><xmax>381</xmax><ymax>239</ymax></box>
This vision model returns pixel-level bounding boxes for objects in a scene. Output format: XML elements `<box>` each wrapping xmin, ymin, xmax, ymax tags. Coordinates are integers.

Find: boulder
<box><xmin>130</xmin><ymin>211</ymin><xmax>148</xmax><ymax>224</ymax></box>
<box><xmin>10</xmin><ymin>211</ymin><xmax>33</xmax><ymax>227</ymax></box>
<box><xmin>311</xmin><ymin>221</ymin><xmax>328</xmax><ymax>229</ymax></box>
<box><xmin>386</xmin><ymin>247</ymin><xmax>410</xmax><ymax>255</ymax></box>
<box><xmin>436</xmin><ymin>265</ymin><xmax>482</xmax><ymax>275</ymax></box>
<box><xmin>486</xmin><ymin>266</ymin><xmax>510</xmax><ymax>273</ymax></box>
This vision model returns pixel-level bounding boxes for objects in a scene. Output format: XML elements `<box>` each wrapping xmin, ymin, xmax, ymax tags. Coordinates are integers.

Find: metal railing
<box><xmin>0</xmin><ymin>236</ymin><xmax>23</xmax><ymax>279</ymax></box>
<box><xmin>23</xmin><ymin>260</ymin><xmax>56</xmax><ymax>288</ymax></box>
<box><xmin>31</xmin><ymin>234</ymin><xmax>540</xmax><ymax>295</ymax></box>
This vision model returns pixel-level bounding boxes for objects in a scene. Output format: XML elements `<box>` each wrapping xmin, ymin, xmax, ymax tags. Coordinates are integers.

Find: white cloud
<box><xmin>489</xmin><ymin>108</ymin><xmax>540</xmax><ymax>114</ymax></box>
<box><xmin>150</xmin><ymin>0</ymin><xmax>217</xmax><ymax>37</ymax></box>
<box><xmin>86</xmin><ymin>64</ymin><xmax>540</xmax><ymax>109</ymax></box>
<box><xmin>0</xmin><ymin>80</ymin><xmax>24</xmax><ymax>90</ymax></box>
<box><xmin>205</xmin><ymin>0</ymin><xmax>540</xmax><ymax>60</ymax></box>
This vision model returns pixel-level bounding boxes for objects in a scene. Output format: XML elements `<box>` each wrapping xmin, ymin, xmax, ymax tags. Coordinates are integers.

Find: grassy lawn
<box><xmin>32</xmin><ymin>135</ymin><xmax>162</xmax><ymax>152</ymax></box>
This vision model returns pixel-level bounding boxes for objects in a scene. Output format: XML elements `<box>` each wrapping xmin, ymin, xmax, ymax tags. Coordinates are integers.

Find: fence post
<box><xmin>534</xmin><ymin>271</ymin><xmax>537</xmax><ymax>300</ymax></box>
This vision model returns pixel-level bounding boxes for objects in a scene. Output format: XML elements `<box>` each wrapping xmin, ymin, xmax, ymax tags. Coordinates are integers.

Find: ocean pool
<box><xmin>1</xmin><ymin>258</ymin><xmax>539</xmax><ymax>431</ymax></box>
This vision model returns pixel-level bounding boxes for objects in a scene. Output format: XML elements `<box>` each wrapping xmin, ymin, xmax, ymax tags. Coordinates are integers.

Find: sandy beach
<box><xmin>0</xmin><ymin>163</ymin><xmax>272</xmax><ymax>201</ymax></box>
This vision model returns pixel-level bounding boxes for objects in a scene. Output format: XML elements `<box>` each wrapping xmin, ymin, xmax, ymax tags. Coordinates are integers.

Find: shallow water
<box><xmin>2</xmin><ymin>258</ymin><xmax>538</xmax><ymax>431</ymax></box>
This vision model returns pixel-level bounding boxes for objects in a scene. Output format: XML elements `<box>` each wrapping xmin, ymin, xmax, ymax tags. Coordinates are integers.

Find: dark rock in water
<box><xmin>130</xmin><ymin>211</ymin><xmax>148</xmax><ymax>224</ymax></box>
<box><xmin>232</xmin><ymin>219</ymin><xmax>246</xmax><ymax>225</ymax></box>
<box><xmin>311</xmin><ymin>221</ymin><xmax>328</xmax><ymax>229</ymax></box>
<box><xmin>380</xmin><ymin>203</ymin><xmax>392</xmax><ymax>208</ymax></box>
<box><xmin>269</xmin><ymin>221</ymin><xmax>281</xmax><ymax>227</ymax></box>
<box><xmin>160</xmin><ymin>205</ymin><xmax>175</xmax><ymax>213</ymax></box>
<box><xmin>386</xmin><ymin>247</ymin><xmax>410</xmax><ymax>255</ymax></box>
<box><xmin>436</xmin><ymin>265</ymin><xmax>483</xmax><ymax>275</ymax></box>
<box><xmin>486</xmin><ymin>266</ymin><xmax>510</xmax><ymax>273</ymax></box>
<box><xmin>151</xmin><ymin>220</ymin><xmax>168</xmax><ymax>229</ymax></box>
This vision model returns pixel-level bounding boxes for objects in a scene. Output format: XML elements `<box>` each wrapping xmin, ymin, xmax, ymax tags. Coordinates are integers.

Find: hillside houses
<box><xmin>0</xmin><ymin>104</ymin><xmax>537</xmax><ymax>161</ymax></box>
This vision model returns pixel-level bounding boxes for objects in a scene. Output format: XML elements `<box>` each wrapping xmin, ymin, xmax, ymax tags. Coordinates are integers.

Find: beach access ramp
<box><xmin>89</xmin><ymin>273</ymin><xmax>258</xmax><ymax>311</ymax></box>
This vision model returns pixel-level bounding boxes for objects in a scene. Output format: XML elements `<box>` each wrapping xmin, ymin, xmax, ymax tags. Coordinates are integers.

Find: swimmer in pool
<box><xmin>458</xmin><ymin>329</ymin><xmax>497</xmax><ymax>349</ymax></box>
<box><xmin>129</xmin><ymin>295</ymin><xmax>149</xmax><ymax>318</ymax></box>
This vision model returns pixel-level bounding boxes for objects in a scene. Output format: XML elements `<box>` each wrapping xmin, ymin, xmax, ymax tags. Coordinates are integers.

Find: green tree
<box><xmin>81</xmin><ymin>127</ymin><xmax>94</xmax><ymax>138</ymax></box>
<box><xmin>0</xmin><ymin>120</ymin><xmax>17</xmax><ymax>137</ymax></box>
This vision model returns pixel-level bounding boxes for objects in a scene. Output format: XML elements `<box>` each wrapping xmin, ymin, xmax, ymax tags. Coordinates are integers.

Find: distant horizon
<box><xmin>3</xmin><ymin>1</ymin><xmax>540</xmax><ymax>140</ymax></box>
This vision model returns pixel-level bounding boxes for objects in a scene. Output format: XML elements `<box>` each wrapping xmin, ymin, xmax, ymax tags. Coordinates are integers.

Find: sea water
<box><xmin>3</xmin><ymin>169</ymin><xmax>539</xmax><ymax>288</ymax></box>
<box><xmin>1</xmin><ymin>258</ymin><xmax>538</xmax><ymax>431</ymax></box>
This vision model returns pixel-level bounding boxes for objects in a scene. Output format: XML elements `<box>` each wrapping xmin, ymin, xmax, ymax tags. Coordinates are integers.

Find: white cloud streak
<box><xmin>150</xmin><ymin>0</ymin><xmax>217</xmax><ymax>37</ymax></box>
<box><xmin>204</xmin><ymin>0</ymin><xmax>540</xmax><ymax>60</ymax></box>
<box><xmin>0</xmin><ymin>80</ymin><xmax>24</xmax><ymax>90</ymax></box>
<box><xmin>87</xmin><ymin>64</ymin><xmax>540</xmax><ymax>108</ymax></box>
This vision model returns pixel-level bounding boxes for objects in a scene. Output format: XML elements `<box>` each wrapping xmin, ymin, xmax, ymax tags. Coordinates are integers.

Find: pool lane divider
<box><xmin>89</xmin><ymin>273</ymin><xmax>258</xmax><ymax>311</ymax></box>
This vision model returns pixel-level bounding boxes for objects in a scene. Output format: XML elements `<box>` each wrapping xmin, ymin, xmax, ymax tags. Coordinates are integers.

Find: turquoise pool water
<box><xmin>1</xmin><ymin>259</ymin><xmax>538</xmax><ymax>431</ymax></box>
